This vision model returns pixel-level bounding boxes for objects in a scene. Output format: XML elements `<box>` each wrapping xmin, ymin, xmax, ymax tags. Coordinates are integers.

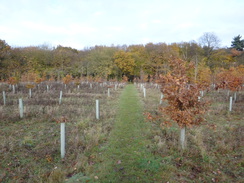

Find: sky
<box><xmin>0</xmin><ymin>0</ymin><xmax>243</xmax><ymax>50</ymax></box>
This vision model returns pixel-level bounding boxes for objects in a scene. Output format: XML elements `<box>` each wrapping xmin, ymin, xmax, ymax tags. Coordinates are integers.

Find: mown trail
<box><xmin>91</xmin><ymin>84</ymin><xmax>163</xmax><ymax>182</ymax></box>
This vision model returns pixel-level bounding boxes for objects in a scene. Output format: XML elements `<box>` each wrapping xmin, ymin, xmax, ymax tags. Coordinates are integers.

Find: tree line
<box><xmin>0</xmin><ymin>32</ymin><xmax>243</xmax><ymax>82</ymax></box>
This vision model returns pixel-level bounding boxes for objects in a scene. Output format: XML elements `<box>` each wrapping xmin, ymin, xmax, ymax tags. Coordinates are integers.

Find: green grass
<box><xmin>85</xmin><ymin>84</ymin><xmax>167</xmax><ymax>182</ymax></box>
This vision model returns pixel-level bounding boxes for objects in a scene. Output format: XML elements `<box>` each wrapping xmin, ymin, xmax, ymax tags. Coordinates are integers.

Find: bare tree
<box><xmin>199</xmin><ymin>32</ymin><xmax>221</xmax><ymax>59</ymax></box>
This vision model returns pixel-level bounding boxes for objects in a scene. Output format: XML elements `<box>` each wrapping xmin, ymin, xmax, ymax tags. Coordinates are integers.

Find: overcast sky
<box><xmin>0</xmin><ymin>0</ymin><xmax>243</xmax><ymax>50</ymax></box>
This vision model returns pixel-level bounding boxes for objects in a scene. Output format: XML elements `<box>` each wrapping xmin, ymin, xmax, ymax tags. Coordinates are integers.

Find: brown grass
<box><xmin>0</xmin><ymin>81</ymin><xmax>123</xmax><ymax>182</ymax></box>
<box><xmin>139</xmin><ymin>83</ymin><xmax>243</xmax><ymax>182</ymax></box>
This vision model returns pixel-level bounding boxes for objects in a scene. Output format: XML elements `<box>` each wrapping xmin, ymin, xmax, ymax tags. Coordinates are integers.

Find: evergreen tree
<box><xmin>231</xmin><ymin>35</ymin><xmax>244</xmax><ymax>51</ymax></box>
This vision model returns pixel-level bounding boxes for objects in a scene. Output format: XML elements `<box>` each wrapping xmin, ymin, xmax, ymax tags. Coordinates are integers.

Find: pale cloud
<box><xmin>152</xmin><ymin>20</ymin><xmax>162</xmax><ymax>24</ymax></box>
<box><xmin>0</xmin><ymin>0</ymin><xmax>243</xmax><ymax>49</ymax></box>
<box><xmin>139</xmin><ymin>23</ymin><xmax>148</xmax><ymax>30</ymax></box>
<box><xmin>93</xmin><ymin>11</ymin><xmax>104</xmax><ymax>16</ymax></box>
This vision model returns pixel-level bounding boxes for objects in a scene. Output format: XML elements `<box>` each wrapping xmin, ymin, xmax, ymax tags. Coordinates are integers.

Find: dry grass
<box><xmin>0</xmin><ymin>81</ymin><xmax>123</xmax><ymax>183</ymax></box>
<box><xmin>139</xmin><ymin>83</ymin><xmax>244</xmax><ymax>182</ymax></box>
<box><xmin>1</xmin><ymin>82</ymin><xmax>243</xmax><ymax>182</ymax></box>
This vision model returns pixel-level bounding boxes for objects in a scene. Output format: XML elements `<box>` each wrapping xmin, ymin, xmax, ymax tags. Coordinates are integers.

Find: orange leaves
<box><xmin>7</xmin><ymin>77</ymin><xmax>18</xmax><ymax>85</ymax></box>
<box><xmin>55</xmin><ymin>116</ymin><xmax>69</xmax><ymax>123</ymax></box>
<box><xmin>34</xmin><ymin>76</ymin><xmax>45</xmax><ymax>84</ymax></box>
<box><xmin>158</xmin><ymin>58</ymin><xmax>209</xmax><ymax>128</ymax></box>
<box><xmin>216</xmin><ymin>65</ymin><xmax>244</xmax><ymax>91</ymax></box>
<box><xmin>62</xmin><ymin>74</ymin><xmax>72</xmax><ymax>84</ymax></box>
<box><xmin>144</xmin><ymin>112</ymin><xmax>158</xmax><ymax>121</ymax></box>
<box><xmin>45</xmin><ymin>155</ymin><xmax>53</xmax><ymax>163</ymax></box>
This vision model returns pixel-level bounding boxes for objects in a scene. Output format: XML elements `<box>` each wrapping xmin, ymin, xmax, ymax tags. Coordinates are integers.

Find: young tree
<box><xmin>216</xmin><ymin>66</ymin><xmax>244</xmax><ymax>92</ymax></box>
<box><xmin>158</xmin><ymin>58</ymin><xmax>209</xmax><ymax>149</ymax></box>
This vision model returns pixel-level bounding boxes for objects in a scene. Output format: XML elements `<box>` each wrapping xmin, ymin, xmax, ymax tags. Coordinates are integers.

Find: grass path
<box><xmin>90</xmin><ymin>84</ymin><xmax>163</xmax><ymax>182</ymax></box>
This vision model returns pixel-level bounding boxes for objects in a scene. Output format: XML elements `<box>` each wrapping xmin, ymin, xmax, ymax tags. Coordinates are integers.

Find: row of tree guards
<box><xmin>2</xmin><ymin>84</ymin><xmax>113</xmax><ymax>105</ymax></box>
<box><xmin>4</xmin><ymin>82</ymin><xmax>118</xmax><ymax>95</ymax></box>
<box><xmin>14</xmin><ymin>96</ymin><xmax>101</xmax><ymax>158</ymax></box>
<box><xmin>136</xmin><ymin>83</ymin><xmax>239</xmax><ymax>112</ymax></box>
<box><xmin>1</xmin><ymin>82</ymin><xmax>117</xmax><ymax>159</ymax></box>
<box><xmin>1</xmin><ymin>81</ymin><xmax>241</xmax><ymax>155</ymax></box>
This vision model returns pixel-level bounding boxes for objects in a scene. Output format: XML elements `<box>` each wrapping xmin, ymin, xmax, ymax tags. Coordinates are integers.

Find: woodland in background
<box><xmin>0</xmin><ymin>33</ymin><xmax>243</xmax><ymax>83</ymax></box>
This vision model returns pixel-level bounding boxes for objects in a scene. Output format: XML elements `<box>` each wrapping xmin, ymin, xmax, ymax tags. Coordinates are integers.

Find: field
<box><xmin>140</xmin><ymin>84</ymin><xmax>243</xmax><ymax>182</ymax></box>
<box><xmin>0</xmin><ymin>82</ymin><xmax>243</xmax><ymax>182</ymax></box>
<box><xmin>0</xmin><ymin>81</ymin><xmax>124</xmax><ymax>182</ymax></box>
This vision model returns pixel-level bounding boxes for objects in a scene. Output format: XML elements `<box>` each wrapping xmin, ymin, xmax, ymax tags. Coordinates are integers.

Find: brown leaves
<box><xmin>62</xmin><ymin>74</ymin><xmax>73</xmax><ymax>84</ymax></box>
<box><xmin>55</xmin><ymin>116</ymin><xmax>69</xmax><ymax>123</ymax></box>
<box><xmin>216</xmin><ymin>66</ymin><xmax>244</xmax><ymax>91</ymax></box>
<box><xmin>7</xmin><ymin>77</ymin><xmax>18</xmax><ymax>85</ymax></box>
<box><xmin>158</xmin><ymin>58</ymin><xmax>209</xmax><ymax>128</ymax></box>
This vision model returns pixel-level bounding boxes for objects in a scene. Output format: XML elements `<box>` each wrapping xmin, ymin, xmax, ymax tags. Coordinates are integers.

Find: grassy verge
<box><xmin>84</xmin><ymin>84</ymin><xmax>166</xmax><ymax>182</ymax></box>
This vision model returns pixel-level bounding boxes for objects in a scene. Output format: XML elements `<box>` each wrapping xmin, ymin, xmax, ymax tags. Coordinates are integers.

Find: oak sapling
<box><xmin>62</xmin><ymin>74</ymin><xmax>73</xmax><ymax>90</ymax></box>
<box><xmin>158</xmin><ymin>58</ymin><xmax>209</xmax><ymax>150</ymax></box>
<box><xmin>25</xmin><ymin>84</ymin><xmax>35</xmax><ymax>98</ymax></box>
<box><xmin>7</xmin><ymin>77</ymin><xmax>18</xmax><ymax>94</ymax></box>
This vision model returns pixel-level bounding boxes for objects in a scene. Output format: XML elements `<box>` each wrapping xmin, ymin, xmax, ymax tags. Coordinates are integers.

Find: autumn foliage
<box><xmin>216</xmin><ymin>65</ymin><xmax>244</xmax><ymax>91</ymax></box>
<box><xmin>62</xmin><ymin>74</ymin><xmax>73</xmax><ymax>84</ymax></box>
<box><xmin>7</xmin><ymin>77</ymin><xmax>18</xmax><ymax>85</ymax></box>
<box><xmin>158</xmin><ymin>58</ymin><xmax>209</xmax><ymax>128</ymax></box>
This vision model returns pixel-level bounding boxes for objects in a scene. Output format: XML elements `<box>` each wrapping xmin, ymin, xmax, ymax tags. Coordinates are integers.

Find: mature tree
<box><xmin>199</xmin><ymin>32</ymin><xmax>220</xmax><ymax>61</ymax></box>
<box><xmin>52</xmin><ymin>45</ymin><xmax>79</xmax><ymax>79</ymax></box>
<box><xmin>231</xmin><ymin>35</ymin><xmax>244</xmax><ymax>51</ymax></box>
<box><xmin>127</xmin><ymin>45</ymin><xmax>147</xmax><ymax>81</ymax></box>
<box><xmin>113</xmin><ymin>50</ymin><xmax>136</xmax><ymax>81</ymax></box>
<box><xmin>7</xmin><ymin>48</ymin><xmax>27</xmax><ymax>78</ymax></box>
<box><xmin>20</xmin><ymin>46</ymin><xmax>53</xmax><ymax>76</ymax></box>
<box><xmin>144</xmin><ymin>43</ymin><xmax>173</xmax><ymax>80</ymax></box>
<box><xmin>210</xmin><ymin>48</ymin><xmax>234</xmax><ymax>68</ymax></box>
<box><xmin>86</xmin><ymin>46</ymin><xmax>117</xmax><ymax>80</ymax></box>
<box><xmin>0</xmin><ymin>39</ymin><xmax>11</xmax><ymax>79</ymax></box>
<box><xmin>178</xmin><ymin>41</ymin><xmax>202</xmax><ymax>62</ymax></box>
<box><xmin>178</xmin><ymin>41</ymin><xmax>204</xmax><ymax>82</ymax></box>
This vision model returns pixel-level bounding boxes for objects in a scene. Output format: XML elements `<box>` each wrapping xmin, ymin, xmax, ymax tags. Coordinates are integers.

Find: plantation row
<box><xmin>0</xmin><ymin>81</ymin><xmax>126</xmax><ymax>182</ymax></box>
<box><xmin>136</xmin><ymin>83</ymin><xmax>243</xmax><ymax>182</ymax></box>
<box><xmin>0</xmin><ymin>81</ymin><xmax>125</xmax><ymax>119</ymax></box>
